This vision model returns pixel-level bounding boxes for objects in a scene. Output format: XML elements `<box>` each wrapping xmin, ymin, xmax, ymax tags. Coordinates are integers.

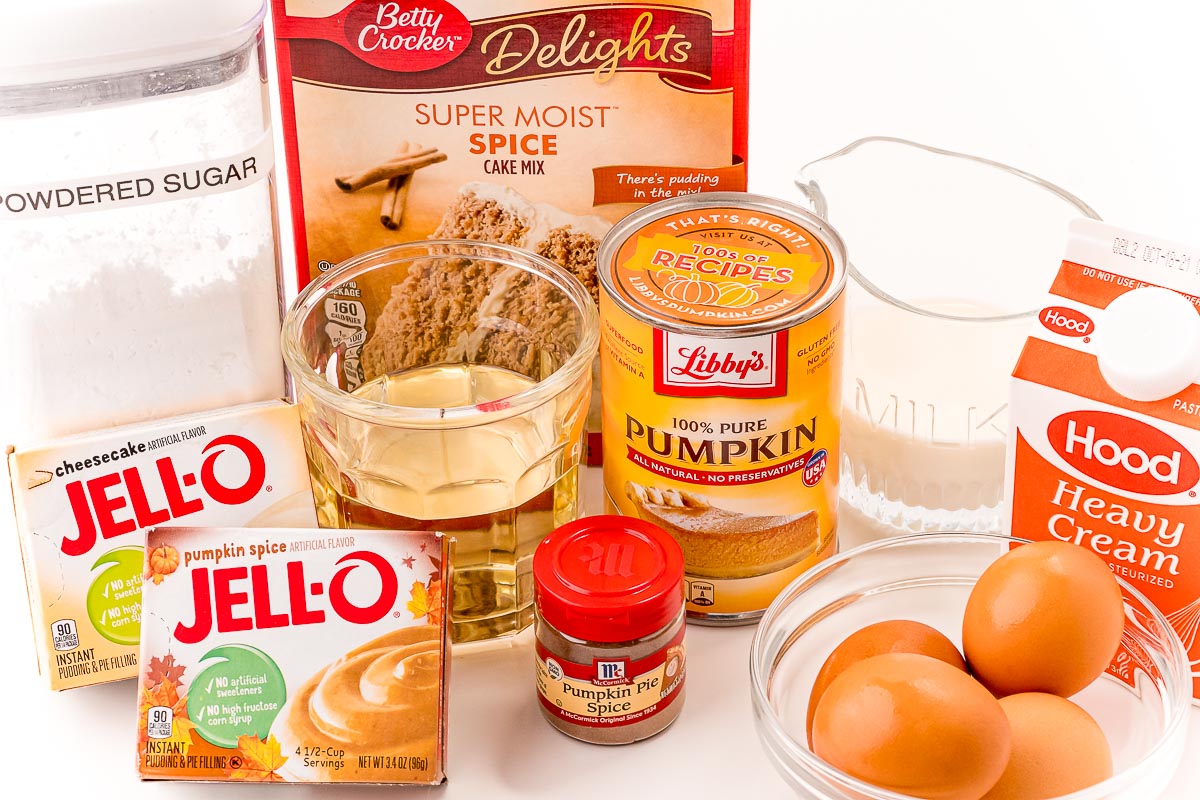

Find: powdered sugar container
<box><xmin>0</xmin><ymin>1</ymin><xmax>285</xmax><ymax>448</ymax></box>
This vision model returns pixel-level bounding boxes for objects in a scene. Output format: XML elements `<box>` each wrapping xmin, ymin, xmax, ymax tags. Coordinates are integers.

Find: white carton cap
<box><xmin>0</xmin><ymin>0</ymin><xmax>265</xmax><ymax>87</ymax></box>
<box><xmin>1096</xmin><ymin>286</ymin><xmax>1200</xmax><ymax>402</ymax></box>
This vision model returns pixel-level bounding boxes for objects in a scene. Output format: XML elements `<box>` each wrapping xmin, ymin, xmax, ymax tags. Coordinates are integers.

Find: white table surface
<box><xmin>3</xmin><ymin>2</ymin><xmax>1199</xmax><ymax>797</ymax></box>
<box><xmin>1</xmin><ymin>468</ymin><xmax>1197</xmax><ymax>798</ymax></box>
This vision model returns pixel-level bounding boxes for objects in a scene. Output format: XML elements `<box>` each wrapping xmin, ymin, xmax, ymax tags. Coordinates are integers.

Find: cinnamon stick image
<box><xmin>335</xmin><ymin>148</ymin><xmax>446</xmax><ymax>192</ymax></box>
<box><xmin>380</xmin><ymin>175</ymin><xmax>411</xmax><ymax>230</ymax></box>
<box><xmin>380</xmin><ymin>142</ymin><xmax>419</xmax><ymax>229</ymax></box>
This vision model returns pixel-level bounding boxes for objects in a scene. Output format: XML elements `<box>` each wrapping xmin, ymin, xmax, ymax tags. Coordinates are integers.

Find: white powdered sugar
<box><xmin>0</xmin><ymin>39</ymin><xmax>284</xmax><ymax>447</ymax></box>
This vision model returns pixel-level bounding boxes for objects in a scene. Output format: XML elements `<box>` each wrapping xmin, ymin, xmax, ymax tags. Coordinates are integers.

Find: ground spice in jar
<box><xmin>533</xmin><ymin>516</ymin><xmax>686</xmax><ymax>745</ymax></box>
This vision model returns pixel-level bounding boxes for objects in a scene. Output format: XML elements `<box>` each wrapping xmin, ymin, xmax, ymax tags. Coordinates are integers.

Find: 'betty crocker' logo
<box><xmin>345</xmin><ymin>1</ymin><xmax>472</xmax><ymax>72</ymax></box>
<box><xmin>1040</xmin><ymin>305</ymin><xmax>1094</xmax><ymax>338</ymax></box>
<box><xmin>1048</xmin><ymin>410</ymin><xmax>1199</xmax><ymax>496</ymax></box>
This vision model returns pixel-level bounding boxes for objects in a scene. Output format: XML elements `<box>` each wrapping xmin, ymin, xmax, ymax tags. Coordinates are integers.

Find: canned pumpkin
<box><xmin>597</xmin><ymin>193</ymin><xmax>846</xmax><ymax>622</ymax></box>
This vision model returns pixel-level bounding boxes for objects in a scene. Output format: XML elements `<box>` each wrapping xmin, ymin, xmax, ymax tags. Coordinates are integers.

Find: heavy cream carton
<box><xmin>136</xmin><ymin>527</ymin><xmax>449</xmax><ymax>784</ymax></box>
<box><xmin>1007</xmin><ymin>219</ymin><xmax>1200</xmax><ymax>700</ymax></box>
<box><xmin>8</xmin><ymin>401</ymin><xmax>317</xmax><ymax>691</ymax></box>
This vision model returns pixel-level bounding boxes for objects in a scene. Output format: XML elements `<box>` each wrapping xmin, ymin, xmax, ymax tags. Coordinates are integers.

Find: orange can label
<box><xmin>599</xmin><ymin>199</ymin><xmax>845</xmax><ymax>619</ymax></box>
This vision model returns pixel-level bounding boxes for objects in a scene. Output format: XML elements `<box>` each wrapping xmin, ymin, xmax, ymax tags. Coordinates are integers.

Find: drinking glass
<box><xmin>282</xmin><ymin>240</ymin><xmax>599</xmax><ymax>643</ymax></box>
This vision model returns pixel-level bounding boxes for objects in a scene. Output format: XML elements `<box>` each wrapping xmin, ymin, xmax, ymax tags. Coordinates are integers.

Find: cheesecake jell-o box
<box><xmin>1006</xmin><ymin>219</ymin><xmax>1200</xmax><ymax>699</ymax></box>
<box><xmin>8</xmin><ymin>400</ymin><xmax>316</xmax><ymax>691</ymax></box>
<box><xmin>136</xmin><ymin>527</ymin><xmax>449</xmax><ymax>785</ymax></box>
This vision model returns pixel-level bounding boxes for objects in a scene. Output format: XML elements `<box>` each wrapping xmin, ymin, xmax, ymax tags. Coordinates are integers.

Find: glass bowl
<box><xmin>750</xmin><ymin>533</ymin><xmax>1191</xmax><ymax>800</ymax></box>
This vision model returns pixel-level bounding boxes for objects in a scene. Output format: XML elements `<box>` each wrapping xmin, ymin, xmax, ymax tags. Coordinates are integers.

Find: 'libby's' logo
<box><xmin>174</xmin><ymin>550</ymin><xmax>399</xmax><ymax>644</ymax></box>
<box><xmin>61</xmin><ymin>435</ymin><xmax>267</xmax><ymax>557</ymax></box>
<box><xmin>672</xmin><ymin>346</ymin><xmax>765</xmax><ymax>382</ymax></box>
<box><xmin>1048</xmin><ymin>410</ymin><xmax>1199</xmax><ymax>496</ymax></box>
<box><xmin>654</xmin><ymin>330</ymin><xmax>787</xmax><ymax>399</ymax></box>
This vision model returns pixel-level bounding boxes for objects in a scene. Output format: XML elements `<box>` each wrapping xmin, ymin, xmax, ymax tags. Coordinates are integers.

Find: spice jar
<box><xmin>0</xmin><ymin>1</ymin><xmax>285</xmax><ymax>448</ymax></box>
<box><xmin>533</xmin><ymin>515</ymin><xmax>686</xmax><ymax>745</ymax></box>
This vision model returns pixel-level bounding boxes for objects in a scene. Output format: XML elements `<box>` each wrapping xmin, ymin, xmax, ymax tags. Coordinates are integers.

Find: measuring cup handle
<box><xmin>792</xmin><ymin>168</ymin><xmax>828</xmax><ymax>219</ymax></box>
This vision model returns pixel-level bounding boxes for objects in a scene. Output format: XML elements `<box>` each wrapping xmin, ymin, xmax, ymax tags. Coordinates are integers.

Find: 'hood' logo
<box><xmin>1048</xmin><ymin>410</ymin><xmax>1198</xmax><ymax>496</ymax></box>
<box><xmin>1040</xmin><ymin>305</ymin><xmax>1093</xmax><ymax>338</ymax></box>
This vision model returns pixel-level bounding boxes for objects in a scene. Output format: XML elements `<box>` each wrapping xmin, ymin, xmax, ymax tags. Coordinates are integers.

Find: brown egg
<box><xmin>963</xmin><ymin>540</ymin><xmax>1124</xmax><ymax>697</ymax></box>
<box><xmin>812</xmin><ymin>653</ymin><xmax>1011</xmax><ymax>800</ymax></box>
<box><xmin>806</xmin><ymin>620</ymin><xmax>966</xmax><ymax>744</ymax></box>
<box><xmin>982</xmin><ymin>692</ymin><xmax>1113</xmax><ymax>800</ymax></box>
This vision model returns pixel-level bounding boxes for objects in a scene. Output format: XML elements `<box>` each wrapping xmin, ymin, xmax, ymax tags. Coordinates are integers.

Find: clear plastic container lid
<box><xmin>0</xmin><ymin>0</ymin><xmax>266</xmax><ymax>87</ymax></box>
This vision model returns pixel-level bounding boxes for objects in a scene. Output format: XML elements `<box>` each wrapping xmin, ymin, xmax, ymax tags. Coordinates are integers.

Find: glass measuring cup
<box><xmin>796</xmin><ymin>137</ymin><xmax>1100</xmax><ymax>536</ymax></box>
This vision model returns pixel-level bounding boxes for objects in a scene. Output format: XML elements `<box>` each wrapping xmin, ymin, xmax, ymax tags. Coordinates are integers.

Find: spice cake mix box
<box><xmin>272</xmin><ymin>0</ymin><xmax>750</xmax><ymax>461</ymax></box>
<box><xmin>1006</xmin><ymin>219</ymin><xmax>1200</xmax><ymax>699</ymax></box>
<box><xmin>272</xmin><ymin>0</ymin><xmax>749</xmax><ymax>285</ymax></box>
<box><xmin>8</xmin><ymin>400</ymin><xmax>317</xmax><ymax>691</ymax></box>
<box><xmin>136</xmin><ymin>527</ymin><xmax>449</xmax><ymax>784</ymax></box>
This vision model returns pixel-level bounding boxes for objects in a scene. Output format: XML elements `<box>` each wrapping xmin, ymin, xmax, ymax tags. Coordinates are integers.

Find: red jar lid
<box><xmin>533</xmin><ymin>515</ymin><xmax>684</xmax><ymax>643</ymax></box>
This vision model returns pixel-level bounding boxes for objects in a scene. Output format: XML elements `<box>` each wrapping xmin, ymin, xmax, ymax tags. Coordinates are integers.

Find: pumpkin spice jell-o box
<box><xmin>7</xmin><ymin>400</ymin><xmax>316</xmax><ymax>691</ymax></box>
<box><xmin>136</xmin><ymin>527</ymin><xmax>450</xmax><ymax>784</ymax></box>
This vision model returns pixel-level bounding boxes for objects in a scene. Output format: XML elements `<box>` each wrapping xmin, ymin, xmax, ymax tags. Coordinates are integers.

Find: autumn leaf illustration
<box><xmin>425</xmin><ymin>578</ymin><xmax>444</xmax><ymax>627</ymax></box>
<box><xmin>145</xmin><ymin>545</ymin><xmax>180</xmax><ymax>584</ymax></box>
<box><xmin>225</xmin><ymin>734</ymin><xmax>288</xmax><ymax>782</ymax></box>
<box><xmin>143</xmin><ymin>676</ymin><xmax>182</xmax><ymax>712</ymax></box>
<box><xmin>406</xmin><ymin>581</ymin><xmax>430</xmax><ymax>621</ymax></box>
<box><xmin>146</xmin><ymin>654</ymin><xmax>186</xmax><ymax>687</ymax></box>
<box><xmin>406</xmin><ymin>579</ymin><xmax>443</xmax><ymax>626</ymax></box>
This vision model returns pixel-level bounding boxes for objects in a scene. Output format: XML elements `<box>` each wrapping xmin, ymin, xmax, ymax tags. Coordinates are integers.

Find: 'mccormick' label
<box><xmin>8</xmin><ymin>401</ymin><xmax>316</xmax><ymax>691</ymax></box>
<box><xmin>1007</xmin><ymin>219</ymin><xmax>1200</xmax><ymax>701</ymax></box>
<box><xmin>600</xmin><ymin>196</ymin><xmax>846</xmax><ymax>619</ymax></box>
<box><xmin>137</xmin><ymin>527</ymin><xmax>449</xmax><ymax>784</ymax></box>
<box><xmin>535</xmin><ymin>632</ymin><xmax>684</xmax><ymax>728</ymax></box>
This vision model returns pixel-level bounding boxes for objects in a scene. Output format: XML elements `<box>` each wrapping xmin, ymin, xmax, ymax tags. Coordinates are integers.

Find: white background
<box><xmin>2</xmin><ymin>1</ymin><xmax>1199</xmax><ymax>797</ymax></box>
